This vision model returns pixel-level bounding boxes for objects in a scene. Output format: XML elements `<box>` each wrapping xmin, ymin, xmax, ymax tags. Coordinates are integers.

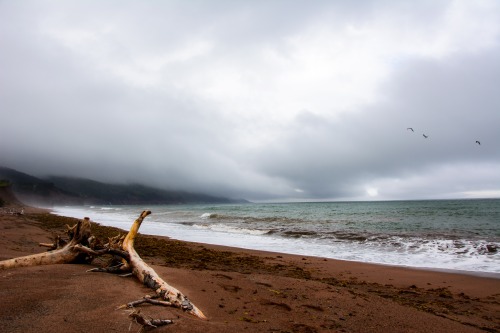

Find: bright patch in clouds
<box><xmin>366</xmin><ymin>187</ymin><xmax>379</xmax><ymax>198</ymax></box>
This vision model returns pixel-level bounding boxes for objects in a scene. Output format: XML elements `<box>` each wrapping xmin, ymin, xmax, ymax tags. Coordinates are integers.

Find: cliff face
<box><xmin>0</xmin><ymin>183</ymin><xmax>24</xmax><ymax>208</ymax></box>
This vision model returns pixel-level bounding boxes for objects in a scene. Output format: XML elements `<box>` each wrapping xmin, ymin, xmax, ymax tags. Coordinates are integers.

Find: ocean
<box><xmin>52</xmin><ymin>199</ymin><xmax>500</xmax><ymax>275</ymax></box>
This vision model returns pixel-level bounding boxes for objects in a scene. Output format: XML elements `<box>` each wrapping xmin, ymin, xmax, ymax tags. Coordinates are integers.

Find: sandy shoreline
<box><xmin>1</xmin><ymin>210</ymin><xmax>499</xmax><ymax>332</ymax></box>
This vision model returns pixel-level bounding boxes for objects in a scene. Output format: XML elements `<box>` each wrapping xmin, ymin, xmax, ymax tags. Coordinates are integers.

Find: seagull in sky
<box><xmin>407</xmin><ymin>127</ymin><xmax>414</xmax><ymax>132</ymax></box>
<box><xmin>476</xmin><ymin>140</ymin><xmax>481</xmax><ymax>145</ymax></box>
<box><xmin>423</xmin><ymin>134</ymin><xmax>428</xmax><ymax>138</ymax></box>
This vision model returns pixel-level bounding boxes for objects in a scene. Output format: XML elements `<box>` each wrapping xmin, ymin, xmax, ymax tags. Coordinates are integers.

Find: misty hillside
<box><xmin>0</xmin><ymin>167</ymin><xmax>81</xmax><ymax>206</ymax></box>
<box><xmin>46</xmin><ymin>176</ymin><xmax>241</xmax><ymax>205</ymax></box>
<box><xmin>0</xmin><ymin>166</ymin><xmax>246</xmax><ymax>206</ymax></box>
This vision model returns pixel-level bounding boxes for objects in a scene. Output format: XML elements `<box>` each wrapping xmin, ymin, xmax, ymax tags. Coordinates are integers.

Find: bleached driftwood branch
<box><xmin>121</xmin><ymin>210</ymin><xmax>207</xmax><ymax>319</ymax></box>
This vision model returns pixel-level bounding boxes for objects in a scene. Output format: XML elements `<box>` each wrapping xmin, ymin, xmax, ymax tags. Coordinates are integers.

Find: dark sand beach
<box><xmin>1</xmin><ymin>207</ymin><xmax>499</xmax><ymax>333</ymax></box>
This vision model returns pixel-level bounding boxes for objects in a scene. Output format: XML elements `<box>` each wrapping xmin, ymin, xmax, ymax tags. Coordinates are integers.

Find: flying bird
<box><xmin>423</xmin><ymin>134</ymin><xmax>428</xmax><ymax>138</ymax></box>
<box><xmin>407</xmin><ymin>127</ymin><xmax>414</xmax><ymax>132</ymax></box>
<box><xmin>476</xmin><ymin>140</ymin><xmax>481</xmax><ymax>145</ymax></box>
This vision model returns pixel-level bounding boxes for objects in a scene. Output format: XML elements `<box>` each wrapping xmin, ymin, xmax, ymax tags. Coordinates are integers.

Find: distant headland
<box><xmin>0</xmin><ymin>166</ymin><xmax>248</xmax><ymax>206</ymax></box>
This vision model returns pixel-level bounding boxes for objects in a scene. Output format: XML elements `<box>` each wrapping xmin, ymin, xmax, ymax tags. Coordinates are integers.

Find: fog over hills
<box><xmin>0</xmin><ymin>166</ymin><xmax>245</xmax><ymax>206</ymax></box>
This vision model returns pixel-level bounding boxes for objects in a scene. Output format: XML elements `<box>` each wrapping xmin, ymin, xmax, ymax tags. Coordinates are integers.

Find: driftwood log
<box><xmin>0</xmin><ymin>217</ymin><xmax>93</xmax><ymax>268</ymax></box>
<box><xmin>0</xmin><ymin>210</ymin><xmax>206</xmax><ymax>323</ymax></box>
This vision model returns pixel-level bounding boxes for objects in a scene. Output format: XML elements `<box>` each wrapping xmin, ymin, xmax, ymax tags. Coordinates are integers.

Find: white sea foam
<box><xmin>200</xmin><ymin>212</ymin><xmax>217</xmax><ymax>219</ymax></box>
<box><xmin>193</xmin><ymin>223</ymin><xmax>271</xmax><ymax>236</ymax></box>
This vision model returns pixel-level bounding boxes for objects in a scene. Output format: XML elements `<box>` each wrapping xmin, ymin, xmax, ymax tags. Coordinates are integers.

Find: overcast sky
<box><xmin>1</xmin><ymin>0</ymin><xmax>499</xmax><ymax>202</ymax></box>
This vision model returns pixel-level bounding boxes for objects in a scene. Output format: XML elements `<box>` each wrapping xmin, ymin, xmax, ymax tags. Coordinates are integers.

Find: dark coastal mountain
<box><xmin>0</xmin><ymin>167</ymin><xmax>81</xmax><ymax>206</ymax></box>
<box><xmin>0</xmin><ymin>166</ymin><xmax>247</xmax><ymax>206</ymax></box>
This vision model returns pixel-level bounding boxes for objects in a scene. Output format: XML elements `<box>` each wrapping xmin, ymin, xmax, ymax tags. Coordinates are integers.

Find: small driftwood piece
<box><xmin>129</xmin><ymin>310</ymin><xmax>174</xmax><ymax>329</ymax></box>
<box><xmin>118</xmin><ymin>295</ymin><xmax>173</xmax><ymax>309</ymax></box>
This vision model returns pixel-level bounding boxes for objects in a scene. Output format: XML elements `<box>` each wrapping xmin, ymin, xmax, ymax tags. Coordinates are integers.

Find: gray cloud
<box><xmin>1</xmin><ymin>1</ymin><xmax>499</xmax><ymax>201</ymax></box>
